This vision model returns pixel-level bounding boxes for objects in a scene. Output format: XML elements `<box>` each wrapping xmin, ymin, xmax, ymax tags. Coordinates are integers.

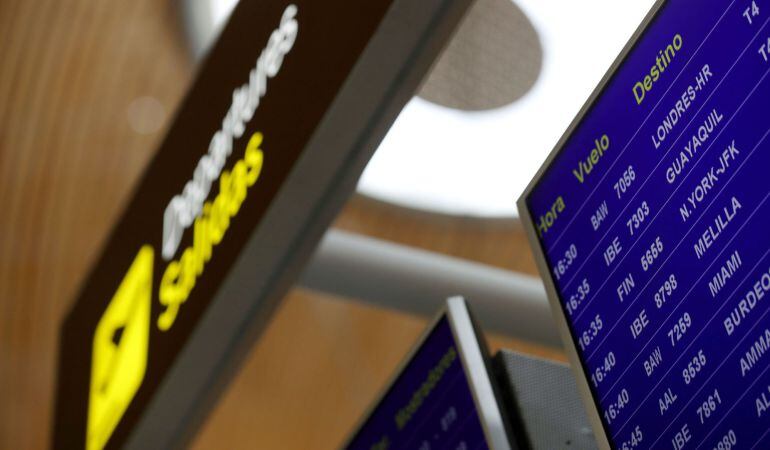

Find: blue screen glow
<box><xmin>526</xmin><ymin>0</ymin><xmax>770</xmax><ymax>448</ymax></box>
<box><xmin>346</xmin><ymin>316</ymin><xmax>489</xmax><ymax>450</ymax></box>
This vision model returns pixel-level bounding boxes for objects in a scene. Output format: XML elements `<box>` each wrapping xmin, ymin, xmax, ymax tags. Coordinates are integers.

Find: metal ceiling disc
<box><xmin>417</xmin><ymin>0</ymin><xmax>543</xmax><ymax>111</ymax></box>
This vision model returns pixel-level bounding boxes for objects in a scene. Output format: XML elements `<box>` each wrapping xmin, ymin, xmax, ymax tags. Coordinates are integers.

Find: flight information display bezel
<box><xmin>522</xmin><ymin>0</ymin><xmax>770</xmax><ymax>443</ymax></box>
<box><xmin>515</xmin><ymin>0</ymin><xmax>738</xmax><ymax>448</ymax></box>
<box><xmin>342</xmin><ymin>297</ymin><xmax>513</xmax><ymax>450</ymax></box>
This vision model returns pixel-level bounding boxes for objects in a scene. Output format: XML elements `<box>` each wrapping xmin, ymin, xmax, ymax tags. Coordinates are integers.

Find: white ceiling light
<box><xmin>185</xmin><ymin>0</ymin><xmax>656</xmax><ymax>217</ymax></box>
<box><xmin>359</xmin><ymin>0</ymin><xmax>656</xmax><ymax>218</ymax></box>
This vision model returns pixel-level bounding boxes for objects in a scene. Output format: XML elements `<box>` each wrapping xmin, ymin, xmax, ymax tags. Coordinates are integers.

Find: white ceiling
<box><xmin>194</xmin><ymin>0</ymin><xmax>658</xmax><ymax>217</ymax></box>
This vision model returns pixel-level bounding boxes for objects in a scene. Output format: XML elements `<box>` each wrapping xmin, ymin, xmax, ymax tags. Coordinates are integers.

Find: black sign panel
<box><xmin>53</xmin><ymin>0</ymin><xmax>473</xmax><ymax>448</ymax></box>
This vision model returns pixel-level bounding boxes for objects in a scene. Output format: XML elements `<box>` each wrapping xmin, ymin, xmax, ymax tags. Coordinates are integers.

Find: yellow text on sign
<box><xmin>158</xmin><ymin>132</ymin><xmax>264</xmax><ymax>331</ymax></box>
<box><xmin>87</xmin><ymin>246</ymin><xmax>153</xmax><ymax>450</ymax></box>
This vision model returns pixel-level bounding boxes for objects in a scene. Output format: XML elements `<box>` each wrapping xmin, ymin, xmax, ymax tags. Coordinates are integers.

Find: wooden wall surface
<box><xmin>0</xmin><ymin>1</ymin><xmax>562</xmax><ymax>448</ymax></box>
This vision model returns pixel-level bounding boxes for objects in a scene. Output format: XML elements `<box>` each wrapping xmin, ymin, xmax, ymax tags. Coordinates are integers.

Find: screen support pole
<box><xmin>300</xmin><ymin>230</ymin><xmax>557</xmax><ymax>347</ymax></box>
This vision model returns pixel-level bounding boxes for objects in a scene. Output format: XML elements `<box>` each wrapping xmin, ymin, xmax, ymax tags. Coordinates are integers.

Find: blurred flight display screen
<box><xmin>347</xmin><ymin>316</ymin><xmax>489</xmax><ymax>450</ymax></box>
<box><xmin>525</xmin><ymin>0</ymin><xmax>770</xmax><ymax>448</ymax></box>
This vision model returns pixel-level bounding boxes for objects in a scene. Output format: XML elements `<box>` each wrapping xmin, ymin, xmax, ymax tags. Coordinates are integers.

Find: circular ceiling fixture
<box><xmin>181</xmin><ymin>0</ymin><xmax>656</xmax><ymax>218</ymax></box>
<box><xmin>358</xmin><ymin>0</ymin><xmax>656</xmax><ymax>218</ymax></box>
<box><xmin>417</xmin><ymin>0</ymin><xmax>542</xmax><ymax>112</ymax></box>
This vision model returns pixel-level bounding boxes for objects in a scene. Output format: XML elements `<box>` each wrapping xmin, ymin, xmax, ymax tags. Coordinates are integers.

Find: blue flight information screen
<box><xmin>346</xmin><ymin>316</ymin><xmax>489</xmax><ymax>450</ymax></box>
<box><xmin>526</xmin><ymin>0</ymin><xmax>770</xmax><ymax>449</ymax></box>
